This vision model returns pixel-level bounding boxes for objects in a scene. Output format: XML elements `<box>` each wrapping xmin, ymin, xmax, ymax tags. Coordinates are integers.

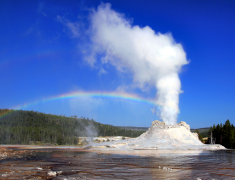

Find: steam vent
<box><xmin>92</xmin><ymin>120</ymin><xmax>225</xmax><ymax>150</ymax></box>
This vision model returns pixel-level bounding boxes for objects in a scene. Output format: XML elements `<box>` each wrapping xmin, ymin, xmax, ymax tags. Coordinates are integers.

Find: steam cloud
<box><xmin>75</xmin><ymin>118</ymin><xmax>98</xmax><ymax>143</ymax></box>
<box><xmin>86</xmin><ymin>3</ymin><xmax>188</xmax><ymax>125</ymax></box>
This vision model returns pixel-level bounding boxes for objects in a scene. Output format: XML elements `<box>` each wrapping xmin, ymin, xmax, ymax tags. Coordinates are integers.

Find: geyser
<box><xmin>91</xmin><ymin>120</ymin><xmax>225</xmax><ymax>150</ymax></box>
<box><xmin>88</xmin><ymin>3</ymin><xmax>188</xmax><ymax>125</ymax></box>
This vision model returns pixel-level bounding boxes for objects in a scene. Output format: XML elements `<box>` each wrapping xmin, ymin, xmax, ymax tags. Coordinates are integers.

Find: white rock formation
<box><xmin>91</xmin><ymin>120</ymin><xmax>225</xmax><ymax>150</ymax></box>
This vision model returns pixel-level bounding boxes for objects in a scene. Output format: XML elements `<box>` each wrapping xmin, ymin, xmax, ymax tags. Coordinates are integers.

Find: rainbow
<box><xmin>0</xmin><ymin>91</ymin><xmax>158</xmax><ymax>119</ymax></box>
<box><xmin>14</xmin><ymin>91</ymin><xmax>158</xmax><ymax>109</ymax></box>
<box><xmin>0</xmin><ymin>109</ymin><xmax>17</xmax><ymax>120</ymax></box>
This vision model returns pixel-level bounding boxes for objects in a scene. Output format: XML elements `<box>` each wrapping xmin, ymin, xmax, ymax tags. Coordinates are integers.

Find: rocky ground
<box><xmin>0</xmin><ymin>147</ymin><xmax>157</xmax><ymax>179</ymax></box>
<box><xmin>0</xmin><ymin>146</ymin><xmax>234</xmax><ymax>179</ymax></box>
<box><xmin>0</xmin><ymin>147</ymin><xmax>35</xmax><ymax>160</ymax></box>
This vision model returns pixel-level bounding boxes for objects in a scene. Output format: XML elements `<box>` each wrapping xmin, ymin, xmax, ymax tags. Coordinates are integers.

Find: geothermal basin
<box><xmin>1</xmin><ymin>121</ymin><xmax>232</xmax><ymax>179</ymax></box>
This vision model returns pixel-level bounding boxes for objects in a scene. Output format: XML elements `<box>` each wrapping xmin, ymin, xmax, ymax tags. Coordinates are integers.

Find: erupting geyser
<box><xmin>88</xmin><ymin>3</ymin><xmax>188</xmax><ymax>125</ymax></box>
<box><xmin>84</xmin><ymin>3</ymin><xmax>225</xmax><ymax>151</ymax></box>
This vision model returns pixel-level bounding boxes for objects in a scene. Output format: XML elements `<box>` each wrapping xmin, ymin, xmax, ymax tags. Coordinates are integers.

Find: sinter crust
<box><xmin>91</xmin><ymin>120</ymin><xmax>226</xmax><ymax>151</ymax></box>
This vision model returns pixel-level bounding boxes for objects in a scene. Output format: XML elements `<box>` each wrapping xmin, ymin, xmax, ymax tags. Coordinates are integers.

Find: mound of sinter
<box><xmin>92</xmin><ymin>120</ymin><xmax>225</xmax><ymax>150</ymax></box>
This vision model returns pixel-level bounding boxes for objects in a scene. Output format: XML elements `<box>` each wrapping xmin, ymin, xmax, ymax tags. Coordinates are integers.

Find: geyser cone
<box><xmin>137</xmin><ymin>120</ymin><xmax>203</xmax><ymax>147</ymax></box>
<box><xmin>91</xmin><ymin>120</ymin><xmax>225</xmax><ymax>150</ymax></box>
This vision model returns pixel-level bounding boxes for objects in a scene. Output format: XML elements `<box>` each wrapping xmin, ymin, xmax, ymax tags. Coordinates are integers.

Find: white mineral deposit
<box><xmin>91</xmin><ymin>120</ymin><xmax>225</xmax><ymax>150</ymax></box>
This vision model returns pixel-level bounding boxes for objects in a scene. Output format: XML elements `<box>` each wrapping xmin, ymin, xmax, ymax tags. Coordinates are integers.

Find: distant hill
<box><xmin>190</xmin><ymin>128</ymin><xmax>210</xmax><ymax>138</ymax></box>
<box><xmin>0</xmin><ymin>109</ymin><xmax>146</xmax><ymax>145</ymax></box>
<box><xmin>117</xmin><ymin>126</ymin><xmax>149</xmax><ymax>131</ymax></box>
<box><xmin>118</xmin><ymin>126</ymin><xmax>210</xmax><ymax>138</ymax></box>
<box><xmin>190</xmin><ymin>128</ymin><xmax>210</xmax><ymax>133</ymax></box>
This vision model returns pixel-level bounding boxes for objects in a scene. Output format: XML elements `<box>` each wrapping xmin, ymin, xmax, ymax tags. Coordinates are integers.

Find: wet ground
<box><xmin>0</xmin><ymin>147</ymin><xmax>235</xmax><ymax>179</ymax></box>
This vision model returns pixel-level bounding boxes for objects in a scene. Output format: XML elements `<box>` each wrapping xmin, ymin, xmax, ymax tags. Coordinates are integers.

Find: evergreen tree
<box><xmin>211</xmin><ymin>119</ymin><xmax>235</xmax><ymax>149</ymax></box>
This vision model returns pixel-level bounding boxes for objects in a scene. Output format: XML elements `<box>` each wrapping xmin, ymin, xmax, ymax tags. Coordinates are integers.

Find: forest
<box><xmin>210</xmin><ymin>119</ymin><xmax>235</xmax><ymax>149</ymax></box>
<box><xmin>0</xmin><ymin>109</ymin><xmax>145</xmax><ymax>145</ymax></box>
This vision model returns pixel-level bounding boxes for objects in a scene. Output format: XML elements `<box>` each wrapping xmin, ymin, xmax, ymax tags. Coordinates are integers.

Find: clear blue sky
<box><xmin>1</xmin><ymin>0</ymin><xmax>235</xmax><ymax>128</ymax></box>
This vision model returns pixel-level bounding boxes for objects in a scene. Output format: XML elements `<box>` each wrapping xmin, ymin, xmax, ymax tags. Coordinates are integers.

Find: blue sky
<box><xmin>1</xmin><ymin>0</ymin><xmax>235</xmax><ymax>128</ymax></box>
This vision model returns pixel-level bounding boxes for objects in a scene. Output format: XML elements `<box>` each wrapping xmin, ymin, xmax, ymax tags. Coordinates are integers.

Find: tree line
<box><xmin>210</xmin><ymin>119</ymin><xmax>235</xmax><ymax>149</ymax></box>
<box><xmin>0</xmin><ymin>109</ymin><xmax>145</xmax><ymax>145</ymax></box>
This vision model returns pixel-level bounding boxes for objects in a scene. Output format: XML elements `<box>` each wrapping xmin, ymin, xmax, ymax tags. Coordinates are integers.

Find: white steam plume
<box><xmin>87</xmin><ymin>3</ymin><xmax>188</xmax><ymax>125</ymax></box>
